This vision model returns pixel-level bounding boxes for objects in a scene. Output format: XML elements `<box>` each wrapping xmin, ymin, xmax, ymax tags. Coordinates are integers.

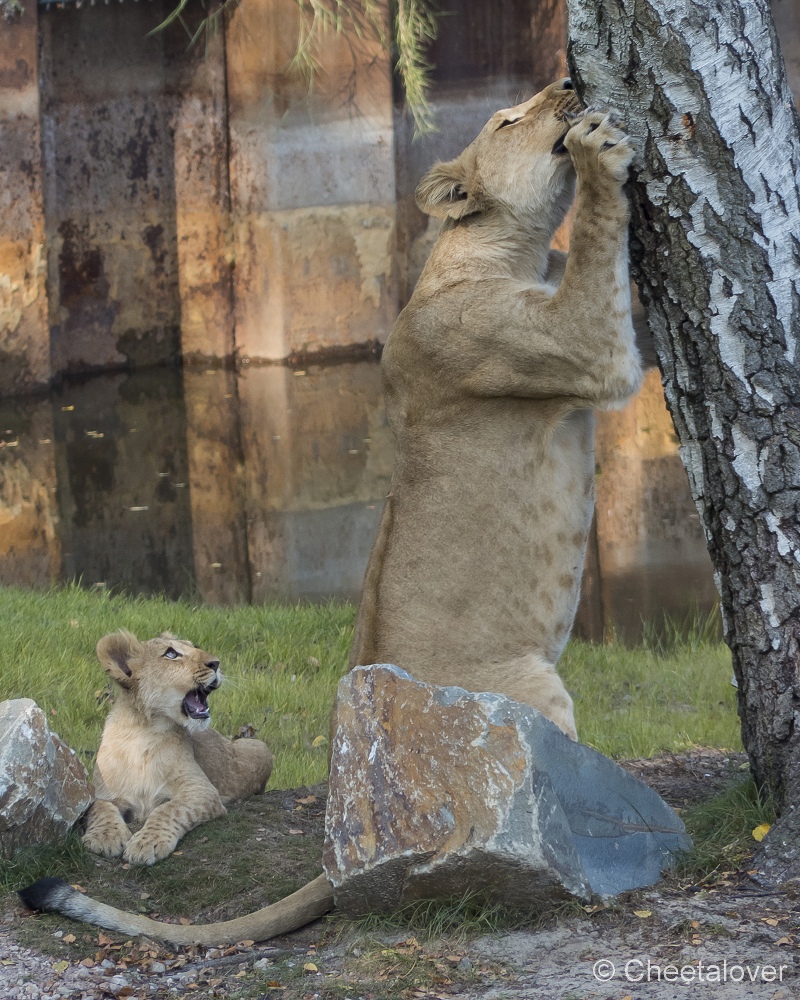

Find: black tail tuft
<box><xmin>18</xmin><ymin>876</ymin><xmax>72</xmax><ymax>912</ymax></box>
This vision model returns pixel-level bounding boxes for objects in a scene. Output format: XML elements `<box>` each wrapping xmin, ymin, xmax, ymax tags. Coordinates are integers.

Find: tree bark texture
<box><xmin>567</xmin><ymin>0</ymin><xmax>800</xmax><ymax>878</ymax></box>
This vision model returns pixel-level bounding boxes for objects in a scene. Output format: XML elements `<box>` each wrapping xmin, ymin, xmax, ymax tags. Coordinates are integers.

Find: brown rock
<box><xmin>0</xmin><ymin>699</ymin><xmax>93</xmax><ymax>858</ymax></box>
<box><xmin>323</xmin><ymin>665</ymin><xmax>690</xmax><ymax>914</ymax></box>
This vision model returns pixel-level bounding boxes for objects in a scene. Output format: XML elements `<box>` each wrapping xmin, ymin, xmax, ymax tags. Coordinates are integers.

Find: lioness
<box><xmin>82</xmin><ymin>630</ymin><xmax>273</xmax><ymax>865</ymax></box>
<box><xmin>21</xmin><ymin>80</ymin><xmax>641</xmax><ymax>943</ymax></box>
<box><xmin>350</xmin><ymin>78</ymin><xmax>642</xmax><ymax>740</ymax></box>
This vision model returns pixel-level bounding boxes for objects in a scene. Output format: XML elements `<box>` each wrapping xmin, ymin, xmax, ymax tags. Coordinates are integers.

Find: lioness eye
<box><xmin>497</xmin><ymin>119</ymin><xmax>514</xmax><ymax>129</ymax></box>
<box><xmin>163</xmin><ymin>647</ymin><xmax>180</xmax><ymax>659</ymax></box>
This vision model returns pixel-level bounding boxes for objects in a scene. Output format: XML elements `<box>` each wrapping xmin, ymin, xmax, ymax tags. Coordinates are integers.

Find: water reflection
<box><xmin>0</xmin><ymin>362</ymin><xmax>391</xmax><ymax>604</ymax></box>
<box><xmin>0</xmin><ymin>362</ymin><xmax>717</xmax><ymax>641</ymax></box>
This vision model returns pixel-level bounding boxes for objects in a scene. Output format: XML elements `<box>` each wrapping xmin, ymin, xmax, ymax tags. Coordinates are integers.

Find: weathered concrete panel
<box><xmin>226</xmin><ymin>0</ymin><xmax>397</xmax><ymax>359</ymax></box>
<box><xmin>173</xmin><ymin>28</ymin><xmax>235</xmax><ymax>361</ymax></box>
<box><xmin>237</xmin><ymin>362</ymin><xmax>392</xmax><ymax>601</ymax></box>
<box><xmin>0</xmin><ymin>5</ymin><xmax>50</xmax><ymax>395</ymax></box>
<box><xmin>39</xmin><ymin>4</ymin><xmax>182</xmax><ymax>375</ymax></box>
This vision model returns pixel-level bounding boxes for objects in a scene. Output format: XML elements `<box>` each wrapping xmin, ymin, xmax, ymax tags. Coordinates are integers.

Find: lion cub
<box><xmin>350</xmin><ymin>79</ymin><xmax>643</xmax><ymax>740</ymax></box>
<box><xmin>83</xmin><ymin>631</ymin><xmax>272</xmax><ymax>866</ymax></box>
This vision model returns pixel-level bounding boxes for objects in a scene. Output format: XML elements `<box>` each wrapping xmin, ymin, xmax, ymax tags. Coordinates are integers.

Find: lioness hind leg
<box><xmin>490</xmin><ymin>654</ymin><xmax>577</xmax><ymax>741</ymax></box>
<box><xmin>83</xmin><ymin>799</ymin><xmax>132</xmax><ymax>858</ymax></box>
<box><xmin>226</xmin><ymin>738</ymin><xmax>273</xmax><ymax>800</ymax></box>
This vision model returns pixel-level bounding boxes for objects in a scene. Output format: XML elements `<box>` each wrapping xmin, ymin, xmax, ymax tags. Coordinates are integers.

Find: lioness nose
<box><xmin>206</xmin><ymin>659</ymin><xmax>220</xmax><ymax>671</ymax></box>
<box><xmin>560</xmin><ymin>78</ymin><xmax>573</xmax><ymax>90</ymax></box>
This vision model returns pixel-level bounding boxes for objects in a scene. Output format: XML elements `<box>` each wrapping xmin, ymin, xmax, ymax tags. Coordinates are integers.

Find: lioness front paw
<box><xmin>564</xmin><ymin>109</ymin><xmax>634</xmax><ymax>183</ymax></box>
<box><xmin>123</xmin><ymin>828</ymin><xmax>179</xmax><ymax>866</ymax></box>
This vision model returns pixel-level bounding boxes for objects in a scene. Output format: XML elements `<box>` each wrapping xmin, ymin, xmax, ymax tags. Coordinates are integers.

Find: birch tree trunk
<box><xmin>566</xmin><ymin>0</ymin><xmax>800</xmax><ymax>882</ymax></box>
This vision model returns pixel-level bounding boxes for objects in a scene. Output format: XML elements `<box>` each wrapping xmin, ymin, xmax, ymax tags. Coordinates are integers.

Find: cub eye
<box><xmin>163</xmin><ymin>647</ymin><xmax>180</xmax><ymax>660</ymax></box>
<box><xmin>496</xmin><ymin>118</ymin><xmax>519</xmax><ymax>130</ymax></box>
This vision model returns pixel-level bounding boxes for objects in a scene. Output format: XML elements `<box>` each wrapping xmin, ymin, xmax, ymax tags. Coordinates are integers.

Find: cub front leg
<box><xmin>123</xmin><ymin>782</ymin><xmax>226</xmax><ymax>866</ymax></box>
<box><xmin>83</xmin><ymin>799</ymin><xmax>132</xmax><ymax>858</ymax></box>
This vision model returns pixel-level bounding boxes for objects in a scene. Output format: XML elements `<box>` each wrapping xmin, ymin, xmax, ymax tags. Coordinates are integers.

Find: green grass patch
<box><xmin>0</xmin><ymin>586</ymin><xmax>739</xmax><ymax>790</ymax></box>
<box><xmin>560</xmin><ymin>624</ymin><xmax>740</xmax><ymax>758</ymax></box>
<box><xmin>677</xmin><ymin>778</ymin><xmax>776</xmax><ymax>883</ymax></box>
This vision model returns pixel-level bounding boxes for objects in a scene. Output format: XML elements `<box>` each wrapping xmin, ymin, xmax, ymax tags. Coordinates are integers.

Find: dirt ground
<box><xmin>2</xmin><ymin>750</ymin><xmax>799</xmax><ymax>999</ymax></box>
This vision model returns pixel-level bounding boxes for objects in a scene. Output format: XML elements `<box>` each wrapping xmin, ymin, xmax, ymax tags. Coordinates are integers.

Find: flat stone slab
<box><xmin>0</xmin><ymin>698</ymin><xmax>93</xmax><ymax>858</ymax></box>
<box><xmin>323</xmin><ymin>665</ymin><xmax>691</xmax><ymax>914</ymax></box>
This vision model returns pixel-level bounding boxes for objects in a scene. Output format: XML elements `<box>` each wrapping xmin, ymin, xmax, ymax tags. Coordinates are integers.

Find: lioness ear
<box><xmin>415</xmin><ymin>157</ymin><xmax>481</xmax><ymax>220</ymax></box>
<box><xmin>96</xmin><ymin>630</ymin><xmax>141</xmax><ymax>686</ymax></box>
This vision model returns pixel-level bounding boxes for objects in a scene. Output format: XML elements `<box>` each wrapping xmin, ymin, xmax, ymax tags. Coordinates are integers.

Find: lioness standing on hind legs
<box><xmin>20</xmin><ymin>80</ymin><xmax>642</xmax><ymax>944</ymax></box>
<box><xmin>349</xmin><ymin>78</ymin><xmax>643</xmax><ymax>740</ymax></box>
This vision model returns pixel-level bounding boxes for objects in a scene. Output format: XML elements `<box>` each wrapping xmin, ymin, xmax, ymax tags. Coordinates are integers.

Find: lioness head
<box><xmin>96</xmin><ymin>630</ymin><xmax>221</xmax><ymax>731</ymax></box>
<box><xmin>415</xmin><ymin>78</ymin><xmax>581</xmax><ymax>229</ymax></box>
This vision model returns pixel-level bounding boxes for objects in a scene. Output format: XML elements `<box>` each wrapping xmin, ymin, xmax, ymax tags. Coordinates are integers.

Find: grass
<box><xmin>560</xmin><ymin>619</ymin><xmax>740</xmax><ymax>759</ymax></box>
<box><xmin>678</xmin><ymin>778</ymin><xmax>776</xmax><ymax>883</ymax></box>
<box><xmin>0</xmin><ymin>585</ymin><xmax>740</xmax><ymax>789</ymax></box>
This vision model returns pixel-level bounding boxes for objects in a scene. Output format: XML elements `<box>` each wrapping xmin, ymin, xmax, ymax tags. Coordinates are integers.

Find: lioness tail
<box><xmin>19</xmin><ymin>874</ymin><xmax>334</xmax><ymax>947</ymax></box>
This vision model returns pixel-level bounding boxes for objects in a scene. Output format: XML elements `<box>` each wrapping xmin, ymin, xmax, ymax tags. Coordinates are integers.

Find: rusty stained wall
<box><xmin>0</xmin><ymin>4</ymin><xmax>50</xmax><ymax>396</ymax></box>
<box><xmin>38</xmin><ymin>3</ymin><xmax>187</xmax><ymax>376</ymax></box>
<box><xmin>225</xmin><ymin>0</ymin><xmax>398</xmax><ymax>360</ymax></box>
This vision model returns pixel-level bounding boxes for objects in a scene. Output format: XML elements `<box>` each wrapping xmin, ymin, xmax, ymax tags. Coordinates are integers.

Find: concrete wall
<box><xmin>0</xmin><ymin>4</ymin><xmax>50</xmax><ymax>395</ymax></box>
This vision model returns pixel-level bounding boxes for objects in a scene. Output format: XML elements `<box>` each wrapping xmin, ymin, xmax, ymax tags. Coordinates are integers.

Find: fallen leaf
<box><xmin>172</xmin><ymin>851</ymin><xmax>183</xmax><ymax>856</ymax></box>
<box><xmin>303</xmin><ymin>962</ymin><xmax>318</xmax><ymax>972</ymax></box>
<box><xmin>70</xmin><ymin>885</ymin><xmax>86</xmax><ymax>893</ymax></box>
<box><xmin>98</xmin><ymin>933</ymin><xmax>112</xmax><ymax>945</ymax></box>
<box><xmin>633</xmin><ymin>910</ymin><xmax>652</xmax><ymax>919</ymax></box>
<box><xmin>288</xmin><ymin>828</ymin><xmax>304</xmax><ymax>836</ymax></box>
<box><xmin>752</xmin><ymin>823</ymin><xmax>771</xmax><ymax>842</ymax></box>
<box><xmin>63</xmin><ymin>934</ymin><xmax>76</xmax><ymax>944</ymax></box>
<box><xmin>79</xmin><ymin>958</ymin><xmax>94</xmax><ymax>968</ymax></box>
<box><xmin>266</xmin><ymin>981</ymin><xmax>284</xmax><ymax>989</ymax></box>
<box><xmin>237</xmin><ymin>940</ymin><xmax>255</xmax><ymax>948</ymax></box>
<box><xmin>776</xmin><ymin>936</ymin><xmax>793</xmax><ymax>946</ymax></box>
<box><xmin>52</xmin><ymin>960</ymin><xmax>68</xmax><ymax>973</ymax></box>
<box><xmin>762</xmin><ymin>917</ymin><xmax>780</xmax><ymax>927</ymax></box>
<box><xmin>691</xmin><ymin>920</ymin><xmax>700</xmax><ymax>929</ymax></box>
<box><xmin>295</xmin><ymin>795</ymin><xmax>317</xmax><ymax>805</ymax></box>
<box><xmin>311</xmin><ymin>735</ymin><xmax>327</xmax><ymax>748</ymax></box>
<box><xmin>179</xmin><ymin>918</ymin><xmax>192</xmax><ymax>926</ymax></box>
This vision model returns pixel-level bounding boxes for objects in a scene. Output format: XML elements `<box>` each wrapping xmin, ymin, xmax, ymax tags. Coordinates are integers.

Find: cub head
<box><xmin>96</xmin><ymin>630</ymin><xmax>221</xmax><ymax>731</ymax></box>
<box><xmin>415</xmin><ymin>77</ymin><xmax>581</xmax><ymax>230</ymax></box>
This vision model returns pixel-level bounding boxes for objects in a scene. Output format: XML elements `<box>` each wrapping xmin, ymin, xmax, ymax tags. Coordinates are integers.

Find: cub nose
<box><xmin>206</xmin><ymin>659</ymin><xmax>220</xmax><ymax>672</ymax></box>
<box><xmin>560</xmin><ymin>78</ymin><xmax>574</xmax><ymax>90</ymax></box>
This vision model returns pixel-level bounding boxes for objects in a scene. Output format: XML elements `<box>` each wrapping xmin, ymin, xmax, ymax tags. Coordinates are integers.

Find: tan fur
<box><xmin>83</xmin><ymin>631</ymin><xmax>273</xmax><ymax>866</ymax></box>
<box><xmin>349</xmin><ymin>80</ymin><xmax>643</xmax><ymax>740</ymax></box>
<box><xmin>27</xmin><ymin>81</ymin><xmax>641</xmax><ymax>944</ymax></box>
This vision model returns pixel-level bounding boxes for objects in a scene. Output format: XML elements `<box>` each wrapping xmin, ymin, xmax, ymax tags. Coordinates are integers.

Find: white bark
<box><xmin>567</xmin><ymin>0</ymin><xmax>800</xmax><ymax>879</ymax></box>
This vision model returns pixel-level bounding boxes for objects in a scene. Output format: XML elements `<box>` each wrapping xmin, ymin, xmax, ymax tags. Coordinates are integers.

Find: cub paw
<box><xmin>123</xmin><ymin>828</ymin><xmax>179</xmax><ymax>866</ymax></box>
<box><xmin>564</xmin><ymin>109</ymin><xmax>634</xmax><ymax>182</ymax></box>
<box><xmin>82</xmin><ymin>825</ymin><xmax>131</xmax><ymax>859</ymax></box>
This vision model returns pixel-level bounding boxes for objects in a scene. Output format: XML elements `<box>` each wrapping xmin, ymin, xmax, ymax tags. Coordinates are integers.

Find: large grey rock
<box><xmin>323</xmin><ymin>665</ymin><xmax>691</xmax><ymax>914</ymax></box>
<box><xmin>0</xmin><ymin>699</ymin><xmax>93</xmax><ymax>858</ymax></box>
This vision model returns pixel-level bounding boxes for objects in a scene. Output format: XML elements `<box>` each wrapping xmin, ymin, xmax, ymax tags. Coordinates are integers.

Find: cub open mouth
<box><xmin>182</xmin><ymin>687</ymin><xmax>211</xmax><ymax>720</ymax></box>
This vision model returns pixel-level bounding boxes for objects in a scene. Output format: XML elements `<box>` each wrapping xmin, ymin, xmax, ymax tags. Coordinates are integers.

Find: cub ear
<box><xmin>96</xmin><ymin>630</ymin><xmax>141</xmax><ymax>686</ymax></box>
<box><xmin>415</xmin><ymin>156</ymin><xmax>482</xmax><ymax>220</ymax></box>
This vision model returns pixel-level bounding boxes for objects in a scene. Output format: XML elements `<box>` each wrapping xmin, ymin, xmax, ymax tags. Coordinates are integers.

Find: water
<box><xmin>0</xmin><ymin>362</ymin><xmax>391</xmax><ymax>604</ymax></box>
<box><xmin>0</xmin><ymin>361</ymin><xmax>718</xmax><ymax>642</ymax></box>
